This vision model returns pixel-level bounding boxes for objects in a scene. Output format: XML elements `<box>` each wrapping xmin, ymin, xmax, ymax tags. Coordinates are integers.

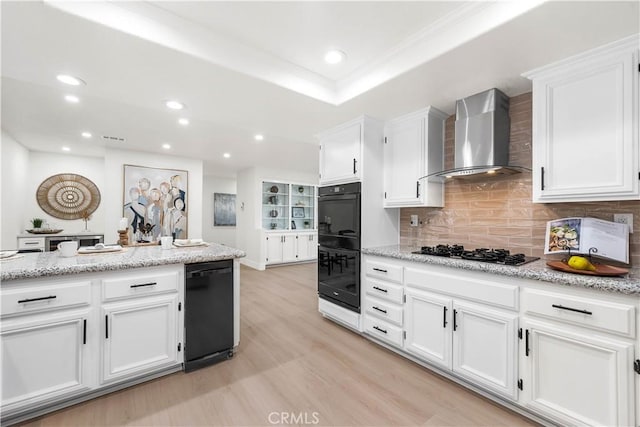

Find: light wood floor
<box><xmin>21</xmin><ymin>263</ymin><xmax>537</xmax><ymax>426</ymax></box>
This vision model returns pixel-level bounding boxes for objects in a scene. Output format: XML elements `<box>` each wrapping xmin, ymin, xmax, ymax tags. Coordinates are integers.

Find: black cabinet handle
<box><xmin>443</xmin><ymin>306</ymin><xmax>448</xmax><ymax>328</ymax></box>
<box><xmin>372</xmin><ymin>286</ymin><xmax>388</xmax><ymax>293</ymax></box>
<box><xmin>525</xmin><ymin>329</ymin><xmax>530</xmax><ymax>356</ymax></box>
<box><xmin>541</xmin><ymin>166</ymin><xmax>545</xmax><ymax>190</ymax></box>
<box><xmin>552</xmin><ymin>304</ymin><xmax>592</xmax><ymax>316</ymax></box>
<box><xmin>24</xmin><ymin>242</ymin><xmax>40</xmax><ymax>245</ymax></box>
<box><xmin>18</xmin><ymin>295</ymin><xmax>56</xmax><ymax>304</ymax></box>
<box><xmin>453</xmin><ymin>309</ymin><xmax>458</xmax><ymax>331</ymax></box>
<box><xmin>105</xmin><ymin>315</ymin><xmax>109</xmax><ymax>339</ymax></box>
<box><xmin>416</xmin><ymin>181</ymin><xmax>420</xmax><ymax>198</ymax></box>
<box><xmin>373</xmin><ymin>326</ymin><xmax>387</xmax><ymax>334</ymax></box>
<box><xmin>83</xmin><ymin>319</ymin><xmax>87</xmax><ymax>345</ymax></box>
<box><xmin>130</xmin><ymin>282</ymin><xmax>157</xmax><ymax>288</ymax></box>
<box><xmin>372</xmin><ymin>268</ymin><xmax>387</xmax><ymax>273</ymax></box>
<box><xmin>372</xmin><ymin>306</ymin><xmax>387</xmax><ymax>314</ymax></box>
<box><xmin>353</xmin><ymin>158</ymin><xmax>357</xmax><ymax>174</ymax></box>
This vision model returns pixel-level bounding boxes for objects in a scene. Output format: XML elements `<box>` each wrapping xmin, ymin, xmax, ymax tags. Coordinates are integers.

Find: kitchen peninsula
<box><xmin>0</xmin><ymin>244</ymin><xmax>245</xmax><ymax>425</ymax></box>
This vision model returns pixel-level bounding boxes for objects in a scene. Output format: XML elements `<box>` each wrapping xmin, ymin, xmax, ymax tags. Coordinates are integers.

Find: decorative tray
<box><xmin>26</xmin><ymin>229</ymin><xmax>63</xmax><ymax>234</ymax></box>
<box><xmin>173</xmin><ymin>241</ymin><xmax>209</xmax><ymax>248</ymax></box>
<box><xmin>546</xmin><ymin>260</ymin><xmax>629</xmax><ymax>277</ymax></box>
<box><xmin>0</xmin><ymin>250</ymin><xmax>19</xmax><ymax>259</ymax></box>
<box><xmin>78</xmin><ymin>245</ymin><xmax>124</xmax><ymax>254</ymax></box>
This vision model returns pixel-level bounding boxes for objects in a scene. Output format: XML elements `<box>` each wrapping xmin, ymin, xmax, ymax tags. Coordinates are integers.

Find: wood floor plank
<box><xmin>18</xmin><ymin>263</ymin><xmax>537</xmax><ymax>426</ymax></box>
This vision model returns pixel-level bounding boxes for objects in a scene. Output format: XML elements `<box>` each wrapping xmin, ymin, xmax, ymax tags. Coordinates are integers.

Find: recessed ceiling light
<box><xmin>65</xmin><ymin>95</ymin><xmax>80</xmax><ymax>103</ymax></box>
<box><xmin>165</xmin><ymin>100</ymin><xmax>185</xmax><ymax>110</ymax></box>
<box><xmin>324</xmin><ymin>49</ymin><xmax>346</xmax><ymax>64</ymax></box>
<box><xmin>178</xmin><ymin>118</ymin><xmax>189</xmax><ymax>126</ymax></box>
<box><xmin>56</xmin><ymin>74</ymin><xmax>85</xmax><ymax>86</ymax></box>
<box><xmin>81</xmin><ymin>132</ymin><xmax>92</xmax><ymax>138</ymax></box>
<box><xmin>254</xmin><ymin>134</ymin><xmax>264</xmax><ymax>141</ymax></box>
<box><xmin>162</xmin><ymin>143</ymin><xmax>171</xmax><ymax>150</ymax></box>
<box><xmin>62</xmin><ymin>146</ymin><xmax>71</xmax><ymax>151</ymax></box>
<box><xmin>223</xmin><ymin>153</ymin><xmax>231</xmax><ymax>158</ymax></box>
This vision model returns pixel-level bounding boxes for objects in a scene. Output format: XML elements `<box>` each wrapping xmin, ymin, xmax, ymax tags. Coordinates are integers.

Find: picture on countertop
<box><xmin>123</xmin><ymin>165</ymin><xmax>188</xmax><ymax>242</ymax></box>
<box><xmin>214</xmin><ymin>193</ymin><xmax>236</xmax><ymax>227</ymax></box>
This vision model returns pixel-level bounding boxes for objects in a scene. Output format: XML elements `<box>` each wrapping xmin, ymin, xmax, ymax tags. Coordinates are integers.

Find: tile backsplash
<box><xmin>400</xmin><ymin>92</ymin><xmax>640</xmax><ymax>266</ymax></box>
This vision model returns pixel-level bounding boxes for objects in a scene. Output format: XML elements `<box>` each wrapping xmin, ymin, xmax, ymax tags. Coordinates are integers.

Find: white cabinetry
<box><xmin>296</xmin><ymin>232</ymin><xmax>317</xmax><ymax>261</ymax></box>
<box><xmin>1</xmin><ymin>280</ymin><xmax>93</xmax><ymax>415</ymax></box>
<box><xmin>404</xmin><ymin>288</ymin><xmax>451</xmax><ymax>368</ymax></box>
<box><xmin>525</xmin><ymin>35</ymin><xmax>639</xmax><ymax>203</ymax></box>
<box><xmin>363</xmin><ymin>260</ymin><xmax>404</xmax><ymax>348</ymax></box>
<box><xmin>264</xmin><ymin>233</ymin><xmax>297</xmax><ymax>264</ymax></box>
<box><xmin>383</xmin><ymin>107</ymin><xmax>447</xmax><ymax>208</ymax></box>
<box><xmin>317</xmin><ymin>116</ymin><xmax>383</xmax><ymax>186</ymax></box>
<box><xmin>520</xmin><ymin>287</ymin><xmax>637</xmax><ymax>426</ymax></box>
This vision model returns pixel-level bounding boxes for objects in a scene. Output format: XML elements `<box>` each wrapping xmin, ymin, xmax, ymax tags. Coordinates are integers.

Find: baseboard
<box><xmin>239</xmin><ymin>258</ymin><xmax>264</xmax><ymax>270</ymax></box>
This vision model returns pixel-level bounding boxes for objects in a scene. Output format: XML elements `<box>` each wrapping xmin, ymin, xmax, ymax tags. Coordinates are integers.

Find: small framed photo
<box><xmin>292</xmin><ymin>207</ymin><xmax>305</xmax><ymax>218</ymax></box>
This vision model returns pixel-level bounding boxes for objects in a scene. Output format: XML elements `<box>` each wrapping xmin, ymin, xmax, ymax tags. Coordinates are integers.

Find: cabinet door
<box><xmin>520</xmin><ymin>318</ymin><xmax>635</xmax><ymax>426</ymax></box>
<box><xmin>384</xmin><ymin>115</ymin><xmax>424</xmax><ymax>207</ymax></box>
<box><xmin>1</xmin><ymin>309</ymin><xmax>92</xmax><ymax>411</ymax></box>
<box><xmin>404</xmin><ymin>288</ymin><xmax>452</xmax><ymax>369</ymax></box>
<box><xmin>265</xmin><ymin>234</ymin><xmax>283</xmax><ymax>264</ymax></box>
<box><xmin>296</xmin><ymin>233</ymin><xmax>317</xmax><ymax>261</ymax></box>
<box><xmin>319</xmin><ymin>122</ymin><xmax>361</xmax><ymax>185</ymax></box>
<box><xmin>531</xmin><ymin>46</ymin><xmax>638</xmax><ymax>202</ymax></box>
<box><xmin>452</xmin><ymin>301</ymin><xmax>518</xmax><ymax>399</ymax></box>
<box><xmin>102</xmin><ymin>294</ymin><xmax>178</xmax><ymax>384</ymax></box>
<box><xmin>281</xmin><ymin>235</ymin><xmax>297</xmax><ymax>263</ymax></box>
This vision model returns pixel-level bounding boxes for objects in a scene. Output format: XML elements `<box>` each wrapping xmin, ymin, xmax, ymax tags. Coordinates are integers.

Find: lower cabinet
<box><xmin>264</xmin><ymin>232</ymin><xmax>317</xmax><ymax>265</ymax></box>
<box><xmin>520</xmin><ymin>318</ymin><xmax>635</xmax><ymax>426</ymax></box>
<box><xmin>296</xmin><ymin>232</ymin><xmax>318</xmax><ymax>261</ymax></box>
<box><xmin>1</xmin><ymin>308</ymin><xmax>92</xmax><ymax>413</ymax></box>
<box><xmin>404</xmin><ymin>287</ymin><xmax>518</xmax><ymax>399</ymax></box>
<box><xmin>102</xmin><ymin>294</ymin><xmax>179</xmax><ymax>384</ymax></box>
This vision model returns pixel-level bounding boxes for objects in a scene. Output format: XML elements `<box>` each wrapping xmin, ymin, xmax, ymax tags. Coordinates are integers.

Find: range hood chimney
<box><xmin>429</xmin><ymin>88</ymin><xmax>529</xmax><ymax>179</ymax></box>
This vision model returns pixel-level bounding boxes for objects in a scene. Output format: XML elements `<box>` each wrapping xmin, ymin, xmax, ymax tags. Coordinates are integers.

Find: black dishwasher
<box><xmin>184</xmin><ymin>260</ymin><xmax>234</xmax><ymax>372</ymax></box>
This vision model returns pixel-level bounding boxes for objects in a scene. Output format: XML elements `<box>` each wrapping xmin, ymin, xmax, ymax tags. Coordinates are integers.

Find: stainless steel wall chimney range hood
<box><xmin>428</xmin><ymin>88</ymin><xmax>530</xmax><ymax>179</ymax></box>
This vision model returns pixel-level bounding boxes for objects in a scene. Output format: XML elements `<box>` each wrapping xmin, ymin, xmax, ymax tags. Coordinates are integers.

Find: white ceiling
<box><xmin>2</xmin><ymin>1</ymin><xmax>638</xmax><ymax>177</ymax></box>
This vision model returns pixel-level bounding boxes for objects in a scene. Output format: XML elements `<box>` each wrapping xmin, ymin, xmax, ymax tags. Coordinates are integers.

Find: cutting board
<box><xmin>546</xmin><ymin>260</ymin><xmax>629</xmax><ymax>277</ymax></box>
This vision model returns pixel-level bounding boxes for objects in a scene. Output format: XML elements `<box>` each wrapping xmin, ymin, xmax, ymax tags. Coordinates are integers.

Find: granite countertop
<box><xmin>17</xmin><ymin>231</ymin><xmax>105</xmax><ymax>237</ymax></box>
<box><xmin>362</xmin><ymin>245</ymin><xmax>640</xmax><ymax>295</ymax></box>
<box><xmin>1</xmin><ymin>244</ymin><xmax>245</xmax><ymax>282</ymax></box>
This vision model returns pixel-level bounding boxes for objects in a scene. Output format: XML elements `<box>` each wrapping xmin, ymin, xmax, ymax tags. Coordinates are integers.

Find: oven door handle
<box><xmin>318</xmin><ymin>246</ymin><xmax>359</xmax><ymax>255</ymax></box>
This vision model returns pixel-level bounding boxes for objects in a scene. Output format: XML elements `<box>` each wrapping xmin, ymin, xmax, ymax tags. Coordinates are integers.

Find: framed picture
<box><xmin>214</xmin><ymin>193</ymin><xmax>236</xmax><ymax>226</ymax></box>
<box><xmin>123</xmin><ymin>164</ymin><xmax>188</xmax><ymax>241</ymax></box>
<box><xmin>292</xmin><ymin>206</ymin><xmax>305</xmax><ymax>218</ymax></box>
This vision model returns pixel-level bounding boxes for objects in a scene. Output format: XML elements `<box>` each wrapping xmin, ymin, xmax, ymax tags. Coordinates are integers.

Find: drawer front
<box><xmin>364</xmin><ymin>260</ymin><xmax>403</xmax><ymax>284</ymax></box>
<box><xmin>365</xmin><ymin>279</ymin><xmax>403</xmax><ymax>304</ymax></box>
<box><xmin>364</xmin><ymin>296</ymin><xmax>403</xmax><ymax>326</ymax></box>
<box><xmin>522</xmin><ymin>288</ymin><xmax>636</xmax><ymax>338</ymax></box>
<box><xmin>364</xmin><ymin>316</ymin><xmax>403</xmax><ymax>348</ymax></box>
<box><xmin>17</xmin><ymin>237</ymin><xmax>45</xmax><ymax>250</ymax></box>
<box><xmin>102</xmin><ymin>271</ymin><xmax>179</xmax><ymax>301</ymax></box>
<box><xmin>1</xmin><ymin>281</ymin><xmax>91</xmax><ymax>317</ymax></box>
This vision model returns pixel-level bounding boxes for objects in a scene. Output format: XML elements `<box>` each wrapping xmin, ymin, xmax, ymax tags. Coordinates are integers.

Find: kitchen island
<box><xmin>1</xmin><ymin>244</ymin><xmax>245</xmax><ymax>425</ymax></box>
<box><xmin>350</xmin><ymin>245</ymin><xmax>640</xmax><ymax>427</ymax></box>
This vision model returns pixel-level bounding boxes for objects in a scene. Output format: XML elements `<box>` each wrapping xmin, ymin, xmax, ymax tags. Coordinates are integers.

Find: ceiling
<box><xmin>2</xmin><ymin>1</ymin><xmax>638</xmax><ymax>177</ymax></box>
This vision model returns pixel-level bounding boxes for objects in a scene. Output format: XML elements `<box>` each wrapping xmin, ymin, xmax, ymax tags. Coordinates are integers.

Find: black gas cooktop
<box><xmin>412</xmin><ymin>244</ymin><xmax>539</xmax><ymax>266</ymax></box>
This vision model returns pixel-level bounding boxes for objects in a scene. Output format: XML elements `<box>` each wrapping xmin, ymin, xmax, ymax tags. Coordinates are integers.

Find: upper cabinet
<box><xmin>383</xmin><ymin>107</ymin><xmax>447</xmax><ymax>208</ymax></box>
<box><xmin>261</xmin><ymin>181</ymin><xmax>316</xmax><ymax>231</ymax></box>
<box><xmin>317</xmin><ymin>116</ymin><xmax>382</xmax><ymax>186</ymax></box>
<box><xmin>525</xmin><ymin>35</ymin><xmax>639</xmax><ymax>203</ymax></box>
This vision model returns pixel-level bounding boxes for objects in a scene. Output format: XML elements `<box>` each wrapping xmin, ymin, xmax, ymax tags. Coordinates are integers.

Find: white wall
<box><xmin>236</xmin><ymin>166</ymin><xmax>318</xmax><ymax>269</ymax></box>
<box><xmin>104</xmin><ymin>148</ymin><xmax>203</xmax><ymax>244</ymax></box>
<box><xmin>202</xmin><ymin>175</ymin><xmax>236</xmax><ymax>246</ymax></box>
<box><xmin>1</xmin><ymin>132</ymin><xmax>30</xmax><ymax>249</ymax></box>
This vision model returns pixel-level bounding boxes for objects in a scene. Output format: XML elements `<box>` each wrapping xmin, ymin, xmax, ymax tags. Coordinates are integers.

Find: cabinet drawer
<box><xmin>1</xmin><ymin>281</ymin><xmax>91</xmax><ymax>317</ymax></box>
<box><xmin>17</xmin><ymin>237</ymin><xmax>45</xmax><ymax>250</ymax></box>
<box><xmin>365</xmin><ymin>279</ymin><xmax>403</xmax><ymax>304</ymax></box>
<box><xmin>522</xmin><ymin>288</ymin><xmax>636</xmax><ymax>338</ymax></box>
<box><xmin>364</xmin><ymin>296</ymin><xmax>403</xmax><ymax>326</ymax></box>
<box><xmin>364</xmin><ymin>260</ymin><xmax>403</xmax><ymax>284</ymax></box>
<box><xmin>364</xmin><ymin>316</ymin><xmax>403</xmax><ymax>348</ymax></box>
<box><xmin>102</xmin><ymin>271</ymin><xmax>179</xmax><ymax>301</ymax></box>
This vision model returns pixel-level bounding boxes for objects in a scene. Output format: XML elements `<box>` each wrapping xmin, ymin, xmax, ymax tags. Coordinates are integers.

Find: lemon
<box><xmin>567</xmin><ymin>256</ymin><xmax>596</xmax><ymax>271</ymax></box>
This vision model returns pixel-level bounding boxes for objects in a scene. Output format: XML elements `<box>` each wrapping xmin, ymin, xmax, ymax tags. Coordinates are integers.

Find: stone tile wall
<box><xmin>400</xmin><ymin>92</ymin><xmax>640</xmax><ymax>266</ymax></box>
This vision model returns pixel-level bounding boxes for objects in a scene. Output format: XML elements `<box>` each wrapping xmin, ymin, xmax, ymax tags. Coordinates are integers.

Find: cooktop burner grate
<box><xmin>412</xmin><ymin>245</ymin><xmax>539</xmax><ymax>266</ymax></box>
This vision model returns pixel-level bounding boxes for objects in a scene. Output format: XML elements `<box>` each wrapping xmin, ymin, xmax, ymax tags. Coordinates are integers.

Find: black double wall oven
<box><xmin>317</xmin><ymin>182</ymin><xmax>361</xmax><ymax>313</ymax></box>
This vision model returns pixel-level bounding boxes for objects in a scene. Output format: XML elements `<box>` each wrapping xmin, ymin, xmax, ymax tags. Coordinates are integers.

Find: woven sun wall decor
<box><xmin>36</xmin><ymin>173</ymin><xmax>101</xmax><ymax>220</ymax></box>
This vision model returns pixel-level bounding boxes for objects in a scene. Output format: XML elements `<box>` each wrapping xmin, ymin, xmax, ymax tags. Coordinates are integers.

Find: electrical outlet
<box><xmin>613</xmin><ymin>213</ymin><xmax>634</xmax><ymax>233</ymax></box>
<box><xmin>410</xmin><ymin>215</ymin><xmax>419</xmax><ymax>227</ymax></box>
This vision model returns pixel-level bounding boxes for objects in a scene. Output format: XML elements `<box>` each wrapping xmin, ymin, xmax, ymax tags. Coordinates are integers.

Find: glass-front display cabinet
<box><xmin>261</xmin><ymin>181</ymin><xmax>316</xmax><ymax>231</ymax></box>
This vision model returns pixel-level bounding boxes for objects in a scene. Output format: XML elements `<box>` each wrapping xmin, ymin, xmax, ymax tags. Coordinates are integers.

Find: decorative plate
<box><xmin>36</xmin><ymin>174</ymin><xmax>100</xmax><ymax>220</ymax></box>
<box><xmin>270</xmin><ymin>185</ymin><xmax>279</xmax><ymax>193</ymax></box>
<box><xmin>26</xmin><ymin>229</ymin><xmax>63</xmax><ymax>234</ymax></box>
<box><xmin>546</xmin><ymin>260</ymin><xmax>629</xmax><ymax>277</ymax></box>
